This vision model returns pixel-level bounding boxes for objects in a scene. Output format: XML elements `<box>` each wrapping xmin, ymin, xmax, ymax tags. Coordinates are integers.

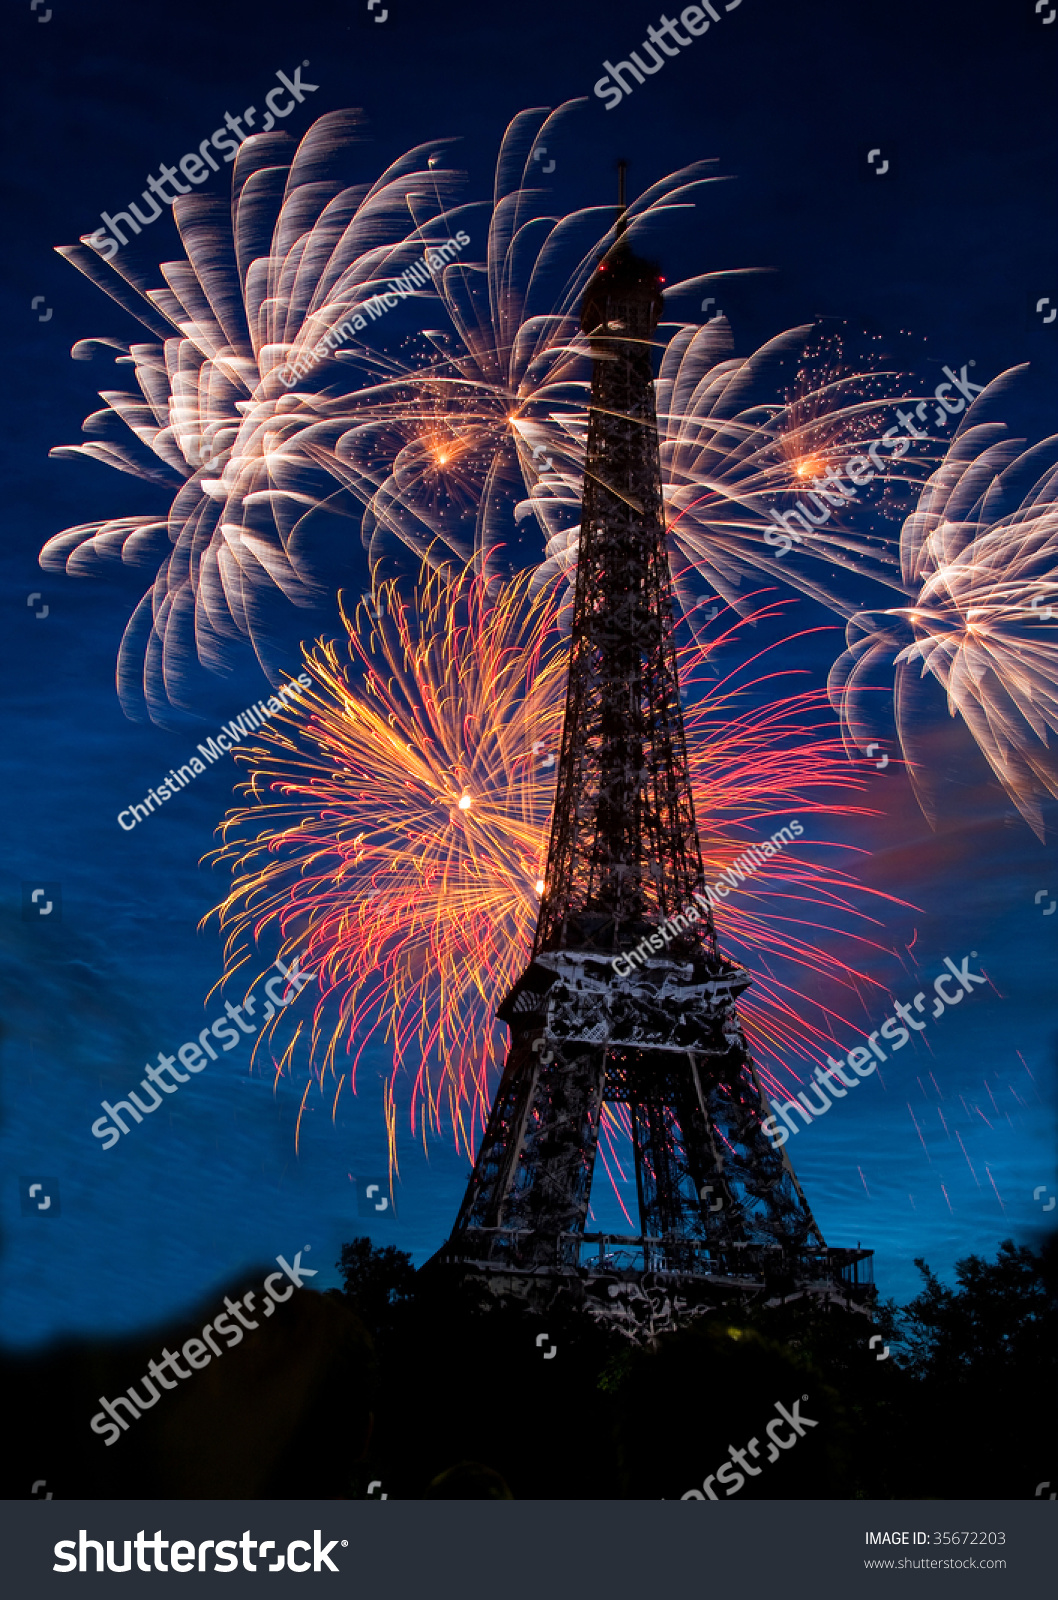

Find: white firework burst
<box><xmin>829</xmin><ymin>369</ymin><xmax>1058</xmax><ymax>836</ymax></box>
<box><xmin>44</xmin><ymin>99</ymin><xmax>935</xmax><ymax>723</ymax></box>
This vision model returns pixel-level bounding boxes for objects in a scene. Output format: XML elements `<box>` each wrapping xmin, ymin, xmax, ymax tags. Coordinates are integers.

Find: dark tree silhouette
<box><xmin>334</xmin><ymin>1237</ymin><xmax>417</xmax><ymax>1339</ymax></box>
<box><xmin>872</xmin><ymin>1234</ymin><xmax>1058</xmax><ymax>1497</ymax></box>
<box><xmin>893</xmin><ymin>1239</ymin><xmax>1056</xmax><ymax>1384</ymax></box>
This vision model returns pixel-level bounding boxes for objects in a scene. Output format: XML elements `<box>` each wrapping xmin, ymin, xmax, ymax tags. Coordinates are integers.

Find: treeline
<box><xmin>3</xmin><ymin>1234</ymin><xmax>1054</xmax><ymax>1498</ymax></box>
<box><xmin>331</xmin><ymin>1232</ymin><xmax>1057</xmax><ymax>1500</ymax></box>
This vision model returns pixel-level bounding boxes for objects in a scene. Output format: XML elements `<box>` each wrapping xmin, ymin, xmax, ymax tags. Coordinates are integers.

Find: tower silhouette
<box><xmin>440</xmin><ymin>174</ymin><xmax>873</xmax><ymax>1329</ymax></box>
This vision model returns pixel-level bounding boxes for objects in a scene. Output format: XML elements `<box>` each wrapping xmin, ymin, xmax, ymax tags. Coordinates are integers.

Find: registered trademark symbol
<box><xmin>341</xmin><ymin>1540</ymin><xmax>348</xmax><ymax>1547</ymax></box>
<box><xmin>802</xmin><ymin>1394</ymin><xmax>808</xmax><ymax>1400</ymax></box>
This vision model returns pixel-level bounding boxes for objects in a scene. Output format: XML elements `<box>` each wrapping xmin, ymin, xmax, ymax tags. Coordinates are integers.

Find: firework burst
<box><xmin>44</xmin><ymin>101</ymin><xmax>935</xmax><ymax>723</ymax></box>
<box><xmin>534</xmin><ymin>319</ymin><xmax>931</xmax><ymax>624</ymax></box>
<box><xmin>829</xmin><ymin>375</ymin><xmax>1058</xmax><ymax>837</ymax></box>
<box><xmin>208</xmin><ymin>562</ymin><xmax>568</xmax><ymax>1160</ymax></box>
<box><xmin>207</xmin><ymin>563</ymin><xmax>906</xmax><ymax>1170</ymax></box>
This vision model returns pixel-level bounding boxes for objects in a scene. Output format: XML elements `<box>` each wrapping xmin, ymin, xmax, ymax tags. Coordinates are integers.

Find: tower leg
<box><xmin>450</xmin><ymin>1034</ymin><xmax>608</xmax><ymax>1269</ymax></box>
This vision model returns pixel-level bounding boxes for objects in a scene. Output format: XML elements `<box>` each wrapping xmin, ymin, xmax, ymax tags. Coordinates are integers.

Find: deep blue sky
<box><xmin>2</xmin><ymin>0</ymin><xmax>1056</xmax><ymax>1349</ymax></box>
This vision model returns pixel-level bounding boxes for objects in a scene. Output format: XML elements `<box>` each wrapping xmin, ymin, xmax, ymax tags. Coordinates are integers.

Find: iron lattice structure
<box><xmin>440</xmin><ymin>213</ymin><xmax>872</xmax><ymax>1320</ymax></box>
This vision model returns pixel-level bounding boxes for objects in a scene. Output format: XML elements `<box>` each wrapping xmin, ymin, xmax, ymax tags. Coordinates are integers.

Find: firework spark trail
<box><xmin>675</xmin><ymin>609</ymin><xmax>913</xmax><ymax>1097</ymax></box>
<box><xmin>985</xmin><ymin>1166</ymin><xmax>1005</xmax><ymax>1212</ymax></box>
<box><xmin>206</xmin><ymin>563</ymin><xmax>909</xmax><ymax>1170</ymax></box>
<box><xmin>589</xmin><ymin>1122</ymin><xmax>636</xmax><ymax>1230</ymax></box>
<box><xmin>908</xmin><ymin>1103</ymin><xmax>931</xmax><ymax>1162</ymax></box>
<box><xmin>899</xmin><ymin>1051</ymin><xmax>1035</xmax><ymax>1188</ymax></box>
<box><xmin>40</xmin><ymin>100</ymin><xmax>727</xmax><ymax>718</ymax></box>
<box><xmin>43</xmin><ymin>102</ymin><xmax>938</xmax><ymax>725</ymax></box>
<box><xmin>955</xmin><ymin>1128</ymin><xmax>980</xmax><ymax>1187</ymax></box>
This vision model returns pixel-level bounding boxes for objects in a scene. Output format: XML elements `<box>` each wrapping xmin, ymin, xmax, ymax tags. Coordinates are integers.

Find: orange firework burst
<box><xmin>206</xmin><ymin>564</ymin><xmax>905</xmax><ymax>1170</ymax></box>
<box><xmin>207</xmin><ymin>562</ymin><xmax>567</xmax><ymax>1163</ymax></box>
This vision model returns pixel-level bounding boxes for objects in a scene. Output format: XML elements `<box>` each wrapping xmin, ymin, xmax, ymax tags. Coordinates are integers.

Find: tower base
<box><xmin>429</xmin><ymin>1242</ymin><xmax>875</xmax><ymax>1343</ymax></box>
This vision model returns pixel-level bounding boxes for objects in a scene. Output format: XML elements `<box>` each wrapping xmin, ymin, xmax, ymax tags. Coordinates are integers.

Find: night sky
<box><xmin>2</xmin><ymin>0</ymin><xmax>1056</xmax><ymax>1351</ymax></box>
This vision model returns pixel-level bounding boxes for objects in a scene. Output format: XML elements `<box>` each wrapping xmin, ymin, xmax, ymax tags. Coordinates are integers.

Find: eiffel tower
<box><xmin>438</xmin><ymin>172</ymin><xmax>873</xmax><ymax>1333</ymax></box>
